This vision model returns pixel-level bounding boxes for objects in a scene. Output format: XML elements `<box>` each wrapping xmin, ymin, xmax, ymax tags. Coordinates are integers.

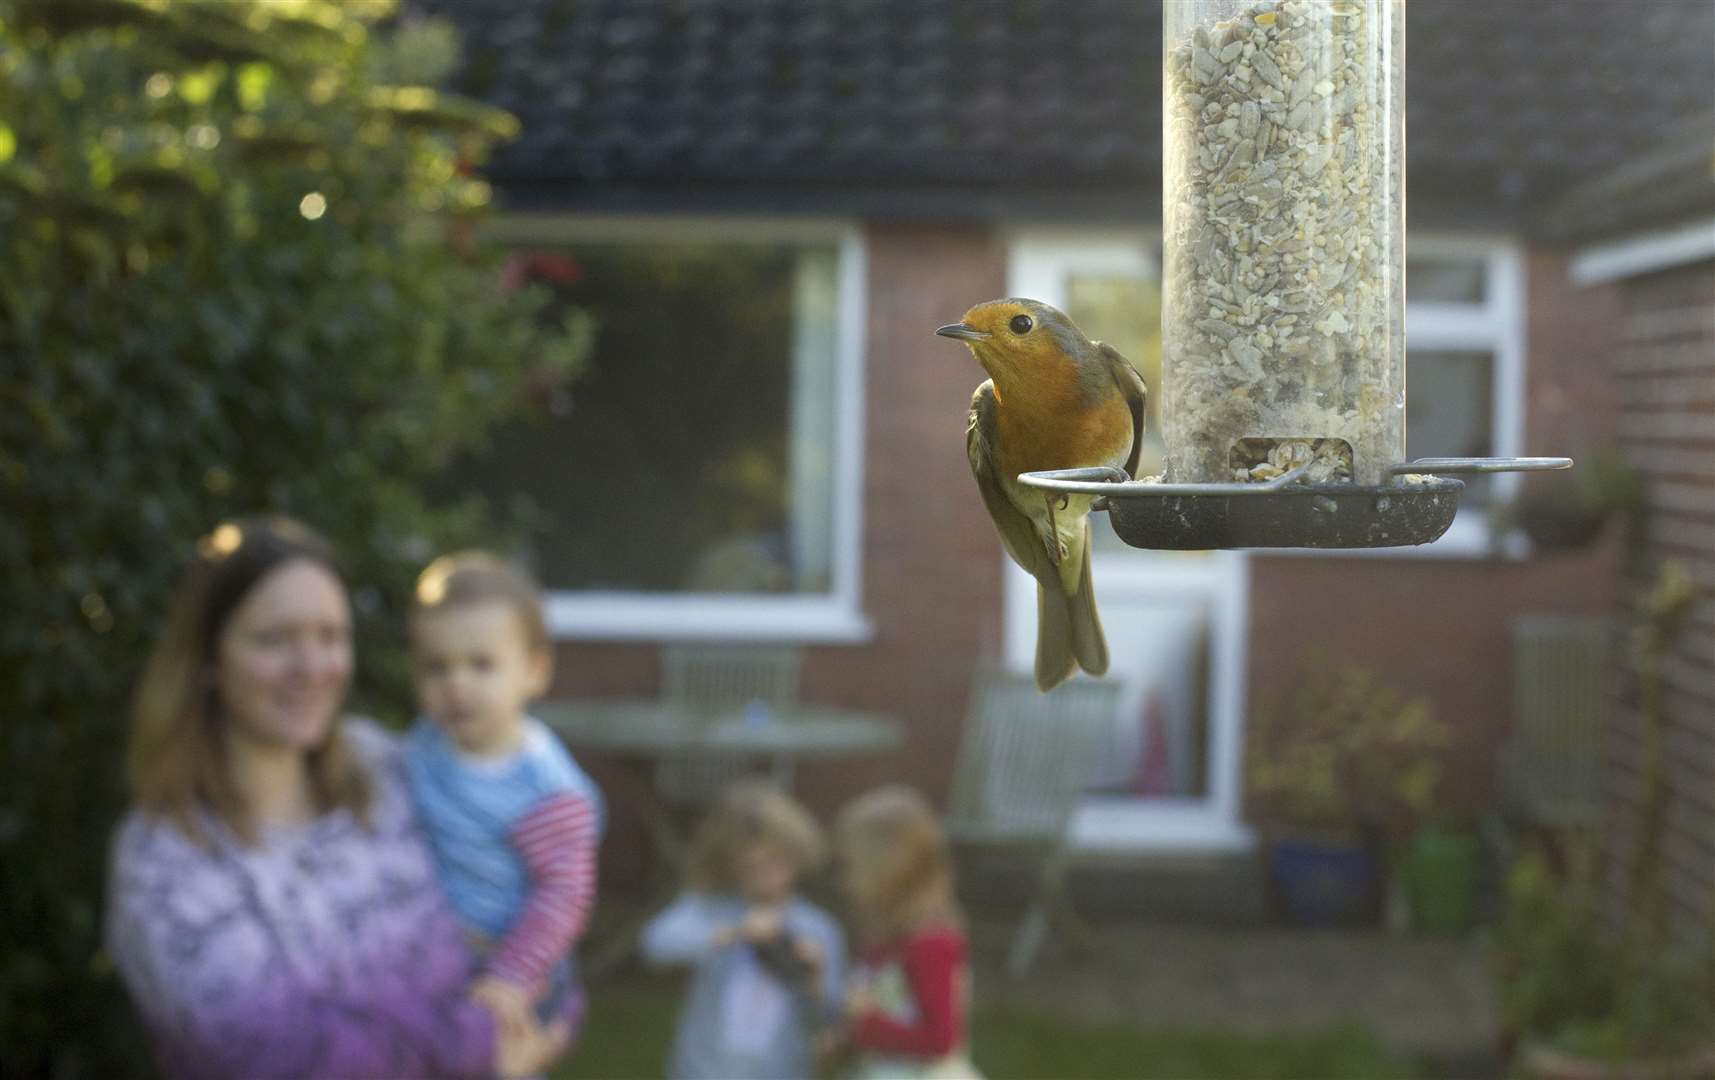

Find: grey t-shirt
<box><xmin>640</xmin><ymin>892</ymin><xmax>845</xmax><ymax>1080</ymax></box>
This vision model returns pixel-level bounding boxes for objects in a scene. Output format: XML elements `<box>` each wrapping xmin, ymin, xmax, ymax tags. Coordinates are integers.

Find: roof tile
<box><xmin>417</xmin><ymin>0</ymin><xmax>1714</xmax><ymax>209</ymax></box>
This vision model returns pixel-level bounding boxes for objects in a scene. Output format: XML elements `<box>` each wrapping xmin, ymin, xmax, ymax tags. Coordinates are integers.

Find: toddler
<box><xmin>641</xmin><ymin>779</ymin><xmax>845</xmax><ymax>1079</ymax></box>
<box><xmin>403</xmin><ymin>551</ymin><xmax>603</xmax><ymax>1043</ymax></box>
<box><xmin>833</xmin><ymin>785</ymin><xmax>979</xmax><ymax>1079</ymax></box>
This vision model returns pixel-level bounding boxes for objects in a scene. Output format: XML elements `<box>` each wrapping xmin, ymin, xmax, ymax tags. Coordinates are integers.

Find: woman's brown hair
<box><xmin>835</xmin><ymin>784</ymin><xmax>962</xmax><ymax>944</ymax></box>
<box><xmin>683</xmin><ymin>779</ymin><xmax>826</xmax><ymax>893</ymax></box>
<box><xmin>129</xmin><ymin>515</ymin><xmax>371</xmax><ymax>846</ymax></box>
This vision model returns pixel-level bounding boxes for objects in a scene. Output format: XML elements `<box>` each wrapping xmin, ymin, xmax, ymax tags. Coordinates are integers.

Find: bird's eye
<box><xmin>1009</xmin><ymin>314</ymin><xmax>1033</xmax><ymax>335</ymax></box>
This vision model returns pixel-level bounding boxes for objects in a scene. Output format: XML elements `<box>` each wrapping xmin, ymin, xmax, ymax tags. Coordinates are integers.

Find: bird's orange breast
<box><xmin>993</xmin><ymin>374</ymin><xmax>1134</xmax><ymax>477</ymax></box>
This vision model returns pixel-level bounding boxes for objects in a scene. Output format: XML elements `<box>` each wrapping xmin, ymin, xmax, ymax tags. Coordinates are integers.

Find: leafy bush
<box><xmin>1490</xmin><ymin>844</ymin><xmax>1615</xmax><ymax>1043</ymax></box>
<box><xmin>1490</xmin><ymin>564</ymin><xmax>1715</xmax><ymax>1065</ymax></box>
<box><xmin>1492</xmin><ymin>844</ymin><xmax>1715</xmax><ymax>1063</ymax></box>
<box><xmin>0</xmin><ymin>1</ymin><xmax>586</xmax><ymax>1072</ymax></box>
<box><xmin>1246</xmin><ymin>649</ymin><xmax>1450</xmax><ymax>841</ymax></box>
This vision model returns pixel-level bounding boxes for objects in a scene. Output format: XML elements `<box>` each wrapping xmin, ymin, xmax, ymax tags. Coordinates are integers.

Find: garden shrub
<box><xmin>0</xmin><ymin>2</ymin><xmax>586</xmax><ymax>1071</ymax></box>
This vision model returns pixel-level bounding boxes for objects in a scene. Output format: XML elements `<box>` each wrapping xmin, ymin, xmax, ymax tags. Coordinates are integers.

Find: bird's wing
<box><xmin>968</xmin><ymin>381</ymin><xmax>1056</xmax><ymax>581</ymax></box>
<box><xmin>1095</xmin><ymin>340</ymin><xmax>1149</xmax><ymax>479</ymax></box>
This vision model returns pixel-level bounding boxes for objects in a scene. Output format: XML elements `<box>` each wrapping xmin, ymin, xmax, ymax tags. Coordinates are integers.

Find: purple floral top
<box><xmin>104</xmin><ymin>720</ymin><xmax>497</xmax><ymax>1079</ymax></box>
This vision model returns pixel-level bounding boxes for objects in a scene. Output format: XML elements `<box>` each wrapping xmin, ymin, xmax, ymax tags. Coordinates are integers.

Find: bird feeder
<box><xmin>1019</xmin><ymin>0</ymin><xmax>1567</xmax><ymax>549</ymax></box>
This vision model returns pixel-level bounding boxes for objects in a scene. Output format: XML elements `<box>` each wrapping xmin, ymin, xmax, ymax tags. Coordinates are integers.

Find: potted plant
<box><xmin>1493</xmin><ymin>563</ymin><xmax>1715</xmax><ymax>1078</ymax></box>
<box><xmin>1505</xmin><ymin>443</ymin><xmax>1644</xmax><ymax>552</ymax></box>
<box><xmin>1247</xmin><ymin>650</ymin><xmax>1451</xmax><ymax>926</ymax></box>
<box><xmin>1398</xmin><ymin>819</ymin><xmax>1483</xmax><ymax>935</ymax></box>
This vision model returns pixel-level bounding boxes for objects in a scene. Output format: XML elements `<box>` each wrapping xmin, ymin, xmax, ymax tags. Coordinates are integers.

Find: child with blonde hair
<box><xmin>832</xmin><ymin>785</ymin><xmax>979</xmax><ymax>1080</ymax></box>
<box><xmin>641</xmin><ymin>779</ymin><xmax>846</xmax><ymax>1080</ymax></box>
<box><xmin>402</xmin><ymin>551</ymin><xmax>603</xmax><ymax>1047</ymax></box>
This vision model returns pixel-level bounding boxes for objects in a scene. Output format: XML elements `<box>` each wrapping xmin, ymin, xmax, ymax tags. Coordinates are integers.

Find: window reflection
<box><xmin>445</xmin><ymin>240</ymin><xmax>842</xmax><ymax>595</ymax></box>
<box><xmin>1407</xmin><ymin>256</ymin><xmax>1487</xmax><ymax>304</ymax></box>
<box><xmin>1088</xmin><ymin>604</ymin><xmax>1212</xmax><ymax>800</ymax></box>
<box><xmin>1408</xmin><ymin>349</ymin><xmax>1496</xmax><ymax>503</ymax></box>
<box><xmin>1064</xmin><ymin>271</ymin><xmax>1173</xmax><ymax>552</ymax></box>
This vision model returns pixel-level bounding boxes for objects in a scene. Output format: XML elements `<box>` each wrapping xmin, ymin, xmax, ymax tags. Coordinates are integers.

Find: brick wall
<box><xmin>549</xmin><ymin>224</ymin><xmax>1007</xmax><ymax>889</ymax></box>
<box><xmin>1602</xmin><ymin>259</ymin><xmax>1715</xmax><ymax>934</ymax></box>
<box><xmin>556</xmin><ymin>236</ymin><xmax>1647</xmax><ymax>892</ymax></box>
<box><xmin>1246</xmin><ymin>251</ymin><xmax>1623</xmax><ymax>818</ymax></box>
<box><xmin>795</xmin><ymin>223</ymin><xmax>1009</xmax><ymax>808</ymax></box>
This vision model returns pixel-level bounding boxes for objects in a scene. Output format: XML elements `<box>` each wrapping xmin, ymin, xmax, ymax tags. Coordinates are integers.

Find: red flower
<box><xmin>499</xmin><ymin>252</ymin><xmax>584</xmax><ymax>290</ymax></box>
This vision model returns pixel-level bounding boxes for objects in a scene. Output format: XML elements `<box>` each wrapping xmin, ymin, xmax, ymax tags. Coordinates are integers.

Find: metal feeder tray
<box><xmin>1018</xmin><ymin>457</ymin><xmax>1573</xmax><ymax>551</ymax></box>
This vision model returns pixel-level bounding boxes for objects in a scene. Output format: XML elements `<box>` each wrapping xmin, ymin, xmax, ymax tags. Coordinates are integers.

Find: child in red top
<box><xmin>831</xmin><ymin>786</ymin><xmax>980</xmax><ymax>1079</ymax></box>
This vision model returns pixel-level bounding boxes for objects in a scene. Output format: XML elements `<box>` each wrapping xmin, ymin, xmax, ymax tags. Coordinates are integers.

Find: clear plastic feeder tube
<box><xmin>1162</xmin><ymin>0</ymin><xmax>1404</xmax><ymax>485</ymax></box>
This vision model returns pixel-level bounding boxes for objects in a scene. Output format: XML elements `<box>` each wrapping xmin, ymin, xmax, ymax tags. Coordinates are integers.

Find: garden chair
<box><xmin>1503</xmin><ymin>615</ymin><xmax>1611</xmax><ymax>830</ymax></box>
<box><xmin>654</xmin><ymin>644</ymin><xmax>803</xmax><ymax>804</ymax></box>
<box><xmin>944</xmin><ymin>668</ymin><xmax>1124</xmax><ymax>977</ymax></box>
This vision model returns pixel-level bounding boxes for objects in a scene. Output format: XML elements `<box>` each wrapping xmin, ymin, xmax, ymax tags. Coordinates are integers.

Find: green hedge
<box><xmin>0</xmin><ymin>1</ymin><xmax>587</xmax><ymax>1072</ymax></box>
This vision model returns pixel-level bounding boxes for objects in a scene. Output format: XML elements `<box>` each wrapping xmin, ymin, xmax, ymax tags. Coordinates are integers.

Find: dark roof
<box><xmin>1535</xmin><ymin>111</ymin><xmax>1715</xmax><ymax>245</ymax></box>
<box><xmin>417</xmin><ymin>0</ymin><xmax>1714</xmax><ymax>224</ymax></box>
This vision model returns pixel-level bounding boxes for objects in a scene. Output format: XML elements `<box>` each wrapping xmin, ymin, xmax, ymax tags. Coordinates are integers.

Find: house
<box><xmin>418</xmin><ymin>0</ymin><xmax>1714</xmax><ymax>896</ymax></box>
<box><xmin>1544</xmin><ymin>119</ymin><xmax>1715</xmax><ymax>937</ymax></box>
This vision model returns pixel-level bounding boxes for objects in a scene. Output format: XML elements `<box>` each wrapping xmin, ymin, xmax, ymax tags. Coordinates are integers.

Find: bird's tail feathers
<box><xmin>1034</xmin><ymin>583</ymin><xmax>1080</xmax><ymax>692</ymax></box>
<box><xmin>1068</xmin><ymin>529</ymin><xmax>1109</xmax><ymax>676</ymax></box>
<box><xmin>1034</xmin><ymin>531</ymin><xmax>1109</xmax><ymax>691</ymax></box>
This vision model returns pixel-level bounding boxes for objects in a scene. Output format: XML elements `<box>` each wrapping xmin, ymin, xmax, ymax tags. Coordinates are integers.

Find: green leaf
<box><xmin>176</xmin><ymin>63</ymin><xmax>223</xmax><ymax>105</ymax></box>
<box><xmin>235</xmin><ymin>61</ymin><xmax>273</xmax><ymax>111</ymax></box>
<box><xmin>366</xmin><ymin>85</ymin><xmax>521</xmax><ymax>141</ymax></box>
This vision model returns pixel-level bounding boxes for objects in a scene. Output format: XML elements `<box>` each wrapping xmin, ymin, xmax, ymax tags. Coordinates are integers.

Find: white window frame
<box><xmin>1007</xmin><ymin>228</ymin><xmax>1256</xmax><ymax>854</ymax></box>
<box><xmin>1271</xmin><ymin>232</ymin><xmax>1529</xmax><ymax>559</ymax></box>
<box><xmin>482</xmin><ymin>214</ymin><xmax>873</xmax><ymax>643</ymax></box>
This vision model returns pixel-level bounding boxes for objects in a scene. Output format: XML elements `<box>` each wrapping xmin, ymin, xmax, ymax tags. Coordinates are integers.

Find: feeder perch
<box><xmin>1020</xmin><ymin>0</ymin><xmax>1569</xmax><ymax>550</ymax></box>
<box><xmin>1022</xmin><ymin>458</ymin><xmax>1571</xmax><ymax>550</ymax></box>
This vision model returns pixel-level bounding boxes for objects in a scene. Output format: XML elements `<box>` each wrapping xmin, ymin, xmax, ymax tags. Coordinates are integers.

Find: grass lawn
<box><xmin>554</xmin><ymin>989</ymin><xmax>1421</xmax><ymax>1079</ymax></box>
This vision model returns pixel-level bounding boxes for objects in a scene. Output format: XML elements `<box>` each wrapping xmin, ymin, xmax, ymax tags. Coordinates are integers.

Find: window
<box><xmin>1006</xmin><ymin>232</ymin><xmax>1256</xmax><ymax>853</ymax></box>
<box><xmin>1016</xmin><ymin>238</ymin><xmax>1169</xmax><ymax>551</ymax></box>
<box><xmin>1403</xmin><ymin>237</ymin><xmax>1526</xmax><ymax>537</ymax></box>
<box><xmin>1064</xmin><ymin>272</ymin><xmax>1164</xmax><ymax>454</ymax></box>
<box><xmin>1409</xmin><ymin>349</ymin><xmax>1497</xmax><ymax>502</ymax></box>
<box><xmin>1235</xmin><ymin>234</ymin><xmax>1524</xmax><ymax>557</ymax></box>
<box><xmin>1064</xmin><ymin>270</ymin><xmax>1166</xmax><ymax>481</ymax></box>
<box><xmin>1408</xmin><ymin>254</ymin><xmax>1487</xmax><ymax>304</ymax></box>
<box><xmin>463</xmin><ymin>218</ymin><xmax>870</xmax><ymax>641</ymax></box>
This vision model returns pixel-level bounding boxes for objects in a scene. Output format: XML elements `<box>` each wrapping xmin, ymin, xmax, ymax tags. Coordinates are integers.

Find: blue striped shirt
<box><xmin>402</xmin><ymin>716</ymin><xmax>604</xmax><ymax>940</ymax></box>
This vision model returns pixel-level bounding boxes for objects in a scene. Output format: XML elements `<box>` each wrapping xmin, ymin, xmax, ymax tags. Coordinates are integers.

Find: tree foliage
<box><xmin>0</xmin><ymin>1</ymin><xmax>586</xmax><ymax>1071</ymax></box>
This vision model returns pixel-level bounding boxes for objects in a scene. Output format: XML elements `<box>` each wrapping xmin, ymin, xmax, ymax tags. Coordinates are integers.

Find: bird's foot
<box><xmin>1043</xmin><ymin>493</ymin><xmax>1062</xmax><ymax>567</ymax></box>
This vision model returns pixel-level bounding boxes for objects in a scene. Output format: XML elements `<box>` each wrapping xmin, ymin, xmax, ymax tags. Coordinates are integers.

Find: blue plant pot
<box><xmin>1269</xmin><ymin>837</ymin><xmax>1379</xmax><ymax>926</ymax></box>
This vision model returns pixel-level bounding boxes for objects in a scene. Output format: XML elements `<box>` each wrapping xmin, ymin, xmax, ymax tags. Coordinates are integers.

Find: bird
<box><xmin>937</xmin><ymin>299</ymin><xmax>1147</xmax><ymax>691</ymax></box>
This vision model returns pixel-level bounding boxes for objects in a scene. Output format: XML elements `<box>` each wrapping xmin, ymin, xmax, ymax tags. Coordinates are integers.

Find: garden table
<box><xmin>538</xmin><ymin>698</ymin><xmax>904</xmax><ymax>976</ymax></box>
<box><xmin>543</xmin><ymin>699</ymin><xmax>904</xmax><ymax>760</ymax></box>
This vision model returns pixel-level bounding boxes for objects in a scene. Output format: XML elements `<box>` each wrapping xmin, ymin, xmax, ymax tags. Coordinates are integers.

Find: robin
<box><xmin>937</xmin><ymin>299</ymin><xmax>1147</xmax><ymax>691</ymax></box>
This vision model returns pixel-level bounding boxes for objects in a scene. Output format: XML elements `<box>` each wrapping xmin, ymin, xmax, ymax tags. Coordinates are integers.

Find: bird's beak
<box><xmin>935</xmin><ymin>322</ymin><xmax>990</xmax><ymax>342</ymax></box>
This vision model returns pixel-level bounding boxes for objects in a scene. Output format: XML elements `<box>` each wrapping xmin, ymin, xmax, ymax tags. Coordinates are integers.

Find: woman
<box><xmin>105</xmin><ymin>516</ymin><xmax>568</xmax><ymax>1079</ymax></box>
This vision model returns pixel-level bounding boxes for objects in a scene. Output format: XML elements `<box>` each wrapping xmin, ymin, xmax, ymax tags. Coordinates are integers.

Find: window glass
<box><xmin>1408</xmin><ymin>255</ymin><xmax>1486</xmax><ymax>304</ymax></box>
<box><xmin>1407</xmin><ymin>349</ymin><xmax>1495</xmax><ymax>502</ymax></box>
<box><xmin>1063</xmin><ymin>270</ymin><xmax>1170</xmax><ymax>550</ymax></box>
<box><xmin>446</xmin><ymin>240</ymin><xmax>843</xmax><ymax>595</ymax></box>
<box><xmin>1088</xmin><ymin>609</ymin><xmax>1211</xmax><ymax>800</ymax></box>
